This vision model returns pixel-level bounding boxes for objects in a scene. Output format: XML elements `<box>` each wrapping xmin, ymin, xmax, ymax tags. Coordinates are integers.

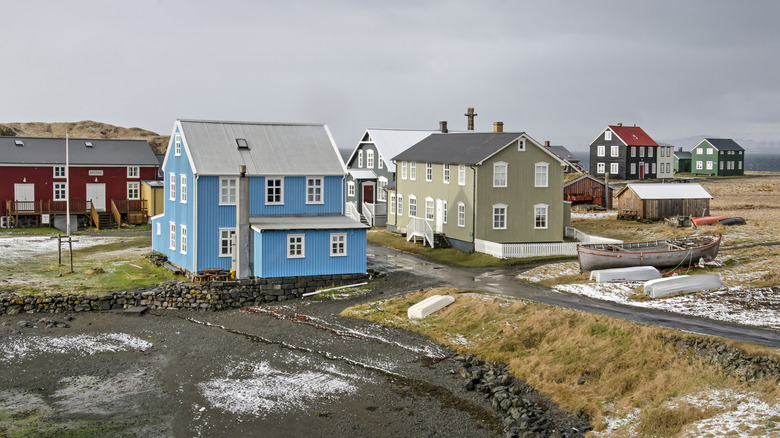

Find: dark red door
<box><xmin>639</xmin><ymin>162</ymin><xmax>645</xmax><ymax>179</ymax></box>
<box><xmin>363</xmin><ymin>185</ymin><xmax>374</xmax><ymax>204</ymax></box>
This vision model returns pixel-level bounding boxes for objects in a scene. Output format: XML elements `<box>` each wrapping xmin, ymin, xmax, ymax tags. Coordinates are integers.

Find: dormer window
<box><xmin>14</xmin><ymin>140</ymin><xmax>24</xmax><ymax>146</ymax></box>
<box><xmin>236</xmin><ymin>138</ymin><xmax>249</xmax><ymax>149</ymax></box>
<box><xmin>85</xmin><ymin>141</ymin><xmax>94</xmax><ymax>147</ymax></box>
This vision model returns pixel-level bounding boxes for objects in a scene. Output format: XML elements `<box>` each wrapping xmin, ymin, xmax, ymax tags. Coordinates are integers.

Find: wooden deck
<box><xmin>3</xmin><ymin>199</ymin><xmax>147</xmax><ymax>229</ymax></box>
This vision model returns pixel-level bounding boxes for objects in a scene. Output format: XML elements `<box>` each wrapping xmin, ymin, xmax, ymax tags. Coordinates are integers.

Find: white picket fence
<box><xmin>474</xmin><ymin>228</ymin><xmax>623</xmax><ymax>259</ymax></box>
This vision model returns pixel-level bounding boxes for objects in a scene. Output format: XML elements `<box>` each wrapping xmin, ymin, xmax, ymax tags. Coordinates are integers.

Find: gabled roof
<box><xmin>564</xmin><ymin>174</ymin><xmax>615</xmax><ymax>190</ymax></box>
<box><xmin>546</xmin><ymin>145</ymin><xmax>579</xmax><ymax>163</ymax></box>
<box><xmin>177</xmin><ymin>120</ymin><xmax>345</xmax><ymax>176</ymax></box>
<box><xmin>347</xmin><ymin>129</ymin><xmax>437</xmax><ymax>172</ymax></box>
<box><xmin>392</xmin><ymin>132</ymin><xmax>566</xmax><ymax>166</ymax></box>
<box><xmin>607</xmin><ymin>125</ymin><xmax>658</xmax><ymax>147</ymax></box>
<box><xmin>700</xmin><ymin>138</ymin><xmax>744</xmax><ymax>152</ymax></box>
<box><xmin>0</xmin><ymin>136</ymin><xmax>158</xmax><ymax>166</ymax></box>
<box><xmin>674</xmin><ymin>150</ymin><xmax>692</xmax><ymax>159</ymax></box>
<box><xmin>619</xmin><ymin>183</ymin><xmax>712</xmax><ymax>200</ymax></box>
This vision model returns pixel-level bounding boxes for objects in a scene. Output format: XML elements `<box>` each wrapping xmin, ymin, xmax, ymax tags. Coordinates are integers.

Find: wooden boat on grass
<box><xmin>577</xmin><ymin>235</ymin><xmax>721</xmax><ymax>272</ymax></box>
<box><xmin>692</xmin><ymin>215</ymin><xmax>728</xmax><ymax>226</ymax></box>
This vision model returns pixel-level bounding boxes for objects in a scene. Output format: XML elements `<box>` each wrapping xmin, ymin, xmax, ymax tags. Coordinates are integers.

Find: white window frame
<box><xmin>378</xmin><ymin>155</ymin><xmax>383</xmax><ymax>169</ymax></box>
<box><xmin>610</xmin><ymin>146</ymin><xmax>619</xmax><ymax>157</ymax></box>
<box><xmin>169</xmin><ymin>172</ymin><xmax>176</xmax><ymax>200</ymax></box>
<box><xmin>443</xmin><ymin>164</ymin><xmax>450</xmax><ymax>184</ymax></box>
<box><xmin>401</xmin><ymin>161</ymin><xmax>407</xmax><ymax>179</ymax></box>
<box><xmin>610</xmin><ymin>163</ymin><xmax>619</xmax><ymax>175</ymax></box>
<box><xmin>265</xmin><ymin>177</ymin><xmax>284</xmax><ymax>205</ymax></box>
<box><xmin>180</xmin><ymin>225</ymin><xmax>187</xmax><ymax>255</ymax></box>
<box><xmin>179</xmin><ymin>175</ymin><xmax>187</xmax><ymax>203</ymax></box>
<box><xmin>174</xmin><ymin>134</ymin><xmax>181</xmax><ymax>156</ymax></box>
<box><xmin>389</xmin><ymin>194</ymin><xmax>396</xmax><ymax>214</ymax></box>
<box><xmin>597</xmin><ymin>162</ymin><xmax>605</xmax><ymax>174</ymax></box>
<box><xmin>347</xmin><ymin>181</ymin><xmax>355</xmax><ymax>197</ymax></box>
<box><xmin>442</xmin><ymin>200</ymin><xmax>448</xmax><ymax>224</ymax></box>
<box><xmin>493</xmin><ymin>204</ymin><xmax>507</xmax><ymax>230</ymax></box>
<box><xmin>534</xmin><ymin>203</ymin><xmax>549</xmax><ymax>229</ymax></box>
<box><xmin>707</xmin><ymin>148</ymin><xmax>713</xmax><ymax>155</ymax></box>
<box><xmin>128</xmin><ymin>182</ymin><xmax>140</xmax><ymax>200</ymax></box>
<box><xmin>458</xmin><ymin>164</ymin><xmax>466</xmax><ymax>186</ymax></box>
<box><xmin>53</xmin><ymin>182</ymin><xmax>67</xmax><ymax>201</ymax></box>
<box><xmin>652</xmin><ymin>162</ymin><xmax>657</xmax><ymax>174</ymax></box>
<box><xmin>425</xmin><ymin>197</ymin><xmax>434</xmax><ymax>221</ymax></box>
<box><xmin>306</xmin><ymin>177</ymin><xmax>324</xmax><ymax>204</ymax></box>
<box><xmin>639</xmin><ymin>147</ymin><xmax>645</xmax><ymax>158</ymax></box>
<box><xmin>648</xmin><ymin>147</ymin><xmax>654</xmax><ymax>158</ymax></box>
<box><xmin>377</xmin><ymin>178</ymin><xmax>387</xmax><ymax>202</ymax></box>
<box><xmin>156</xmin><ymin>222</ymin><xmax>161</xmax><ymax>236</ymax></box>
<box><xmin>706</xmin><ymin>161</ymin><xmax>713</xmax><ymax>170</ymax></box>
<box><xmin>696</xmin><ymin>161</ymin><xmax>703</xmax><ymax>170</ymax></box>
<box><xmin>630</xmin><ymin>163</ymin><xmax>637</xmax><ymax>174</ymax></box>
<box><xmin>631</xmin><ymin>147</ymin><xmax>636</xmax><ymax>157</ymax></box>
<box><xmin>219</xmin><ymin>228</ymin><xmax>236</xmax><ymax>257</ymax></box>
<box><xmin>605</xmin><ymin>131</ymin><xmax>612</xmax><ymax>141</ymax></box>
<box><xmin>425</xmin><ymin>162</ymin><xmax>432</xmax><ymax>181</ymax></box>
<box><xmin>697</xmin><ymin>147</ymin><xmax>704</xmax><ymax>154</ymax></box>
<box><xmin>408</xmin><ymin>195</ymin><xmax>417</xmax><ymax>217</ymax></box>
<box><xmin>720</xmin><ymin>161</ymin><xmax>724</xmax><ymax>170</ymax></box>
<box><xmin>493</xmin><ymin>161</ymin><xmax>508</xmax><ymax>187</ymax></box>
<box><xmin>534</xmin><ymin>162</ymin><xmax>549</xmax><ymax>187</ymax></box>
<box><xmin>169</xmin><ymin>222</ymin><xmax>176</xmax><ymax>250</ymax></box>
<box><xmin>287</xmin><ymin>234</ymin><xmax>305</xmax><ymax>259</ymax></box>
<box><xmin>127</xmin><ymin>166</ymin><xmax>140</xmax><ymax>178</ymax></box>
<box><xmin>367</xmin><ymin>150</ymin><xmax>374</xmax><ymax>168</ymax></box>
<box><xmin>330</xmin><ymin>233</ymin><xmax>347</xmax><ymax>257</ymax></box>
<box><xmin>396</xmin><ymin>194</ymin><xmax>403</xmax><ymax>216</ymax></box>
<box><xmin>358</xmin><ymin>150</ymin><xmax>364</xmax><ymax>168</ymax></box>
<box><xmin>738</xmin><ymin>161</ymin><xmax>742</xmax><ymax>170</ymax></box>
<box><xmin>597</xmin><ymin>145</ymin><xmax>605</xmax><ymax>157</ymax></box>
<box><xmin>53</xmin><ymin>166</ymin><xmax>66</xmax><ymax>178</ymax></box>
<box><xmin>220</xmin><ymin>177</ymin><xmax>237</xmax><ymax>205</ymax></box>
<box><xmin>410</xmin><ymin>162</ymin><xmax>417</xmax><ymax>180</ymax></box>
<box><xmin>457</xmin><ymin>202</ymin><xmax>466</xmax><ymax>227</ymax></box>
<box><xmin>517</xmin><ymin>138</ymin><xmax>526</xmax><ymax>151</ymax></box>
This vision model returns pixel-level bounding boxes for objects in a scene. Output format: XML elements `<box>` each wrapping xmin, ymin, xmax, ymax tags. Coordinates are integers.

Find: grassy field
<box><xmin>343</xmin><ymin>288</ymin><xmax>780</xmax><ymax>436</ymax></box>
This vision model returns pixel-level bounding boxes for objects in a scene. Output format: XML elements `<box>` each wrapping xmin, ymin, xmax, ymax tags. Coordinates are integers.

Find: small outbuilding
<box><xmin>615</xmin><ymin>182</ymin><xmax>712</xmax><ymax>221</ymax></box>
<box><xmin>563</xmin><ymin>174</ymin><xmax>614</xmax><ymax>208</ymax></box>
<box><xmin>673</xmin><ymin>147</ymin><xmax>691</xmax><ymax>173</ymax></box>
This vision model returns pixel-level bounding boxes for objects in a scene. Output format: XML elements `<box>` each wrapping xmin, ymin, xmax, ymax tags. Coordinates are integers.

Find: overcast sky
<box><xmin>3</xmin><ymin>0</ymin><xmax>779</xmax><ymax>151</ymax></box>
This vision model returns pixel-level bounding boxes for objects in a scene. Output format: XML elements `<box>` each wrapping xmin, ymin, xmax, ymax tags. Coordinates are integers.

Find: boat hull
<box><xmin>577</xmin><ymin>235</ymin><xmax>721</xmax><ymax>272</ymax></box>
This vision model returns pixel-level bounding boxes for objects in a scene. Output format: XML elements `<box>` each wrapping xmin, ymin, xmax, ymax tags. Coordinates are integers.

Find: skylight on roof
<box><xmin>14</xmin><ymin>140</ymin><xmax>24</xmax><ymax>146</ymax></box>
<box><xmin>236</xmin><ymin>138</ymin><xmax>249</xmax><ymax>149</ymax></box>
<box><xmin>85</xmin><ymin>141</ymin><xmax>94</xmax><ymax>147</ymax></box>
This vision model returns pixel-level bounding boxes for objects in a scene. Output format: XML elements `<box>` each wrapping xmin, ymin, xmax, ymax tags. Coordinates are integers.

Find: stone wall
<box><xmin>663</xmin><ymin>335</ymin><xmax>780</xmax><ymax>382</ymax></box>
<box><xmin>0</xmin><ymin>273</ymin><xmax>370</xmax><ymax>315</ymax></box>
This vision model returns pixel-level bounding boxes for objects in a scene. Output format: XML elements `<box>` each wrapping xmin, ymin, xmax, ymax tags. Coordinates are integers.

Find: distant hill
<box><xmin>0</xmin><ymin>120</ymin><xmax>169</xmax><ymax>153</ymax></box>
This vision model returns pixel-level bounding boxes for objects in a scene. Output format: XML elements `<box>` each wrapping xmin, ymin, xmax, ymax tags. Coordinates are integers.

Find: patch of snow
<box><xmin>0</xmin><ymin>235</ymin><xmax>120</xmax><ymax>264</ymax></box>
<box><xmin>571</xmin><ymin>211</ymin><xmax>617</xmax><ymax>220</ymax></box>
<box><xmin>591</xmin><ymin>408</ymin><xmax>640</xmax><ymax>437</ymax></box>
<box><xmin>1</xmin><ymin>333</ymin><xmax>152</xmax><ymax>363</ymax></box>
<box><xmin>677</xmin><ymin>390</ymin><xmax>780</xmax><ymax>437</ymax></box>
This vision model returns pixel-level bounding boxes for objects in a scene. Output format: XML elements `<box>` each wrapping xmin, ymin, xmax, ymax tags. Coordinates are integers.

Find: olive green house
<box><xmin>691</xmin><ymin>138</ymin><xmax>745</xmax><ymax>176</ymax></box>
<box><xmin>386</xmin><ymin>129</ymin><xmax>569</xmax><ymax>257</ymax></box>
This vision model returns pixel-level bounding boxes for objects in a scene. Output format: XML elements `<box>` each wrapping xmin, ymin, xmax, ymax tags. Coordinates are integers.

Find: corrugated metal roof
<box><xmin>179</xmin><ymin>120</ymin><xmax>346</xmax><ymax>176</ymax></box>
<box><xmin>348</xmin><ymin>169</ymin><xmax>377</xmax><ymax>180</ymax></box>
<box><xmin>362</xmin><ymin>129</ymin><xmax>436</xmax><ymax>172</ymax></box>
<box><xmin>704</xmin><ymin>138</ymin><xmax>744</xmax><ymax>151</ymax></box>
<box><xmin>674</xmin><ymin>150</ymin><xmax>692</xmax><ymax>159</ymax></box>
<box><xmin>0</xmin><ymin>136</ymin><xmax>158</xmax><ymax>166</ymax></box>
<box><xmin>609</xmin><ymin>125</ymin><xmax>658</xmax><ymax>147</ymax></box>
<box><xmin>249</xmin><ymin>214</ymin><xmax>368</xmax><ymax>231</ymax></box>
<box><xmin>627</xmin><ymin>183</ymin><xmax>712</xmax><ymax>200</ymax></box>
<box><xmin>392</xmin><ymin>132</ymin><xmax>525</xmax><ymax>165</ymax></box>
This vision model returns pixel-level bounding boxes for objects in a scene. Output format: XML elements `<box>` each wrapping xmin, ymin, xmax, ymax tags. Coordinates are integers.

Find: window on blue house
<box><xmin>220</xmin><ymin>177</ymin><xmax>237</xmax><ymax>205</ymax></box>
<box><xmin>180</xmin><ymin>225</ymin><xmax>187</xmax><ymax>255</ymax></box>
<box><xmin>169</xmin><ymin>173</ymin><xmax>176</xmax><ymax>200</ymax></box>
<box><xmin>169</xmin><ymin>222</ymin><xmax>176</xmax><ymax>250</ymax></box>
<box><xmin>219</xmin><ymin>228</ymin><xmax>235</xmax><ymax>257</ymax></box>
<box><xmin>330</xmin><ymin>233</ymin><xmax>347</xmax><ymax>257</ymax></box>
<box><xmin>180</xmin><ymin>175</ymin><xmax>187</xmax><ymax>203</ymax></box>
<box><xmin>174</xmin><ymin>134</ymin><xmax>181</xmax><ymax>156</ymax></box>
<box><xmin>266</xmin><ymin>178</ymin><xmax>283</xmax><ymax>205</ymax></box>
<box><xmin>287</xmin><ymin>234</ymin><xmax>305</xmax><ymax>258</ymax></box>
<box><xmin>306</xmin><ymin>177</ymin><xmax>323</xmax><ymax>204</ymax></box>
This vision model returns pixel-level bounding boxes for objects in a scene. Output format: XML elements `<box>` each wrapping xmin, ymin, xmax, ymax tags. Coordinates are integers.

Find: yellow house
<box><xmin>141</xmin><ymin>180</ymin><xmax>164</xmax><ymax>219</ymax></box>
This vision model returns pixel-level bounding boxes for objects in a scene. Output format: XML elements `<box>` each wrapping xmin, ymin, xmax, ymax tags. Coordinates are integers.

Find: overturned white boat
<box><xmin>408</xmin><ymin>295</ymin><xmax>455</xmax><ymax>319</ymax></box>
<box><xmin>644</xmin><ymin>274</ymin><xmax>723</xmax><ymax>298</ymax></box>
<box><xmin>590</xmin><ymin>266</ymin><xmax>662</xmax><ymax>283</ymax></box>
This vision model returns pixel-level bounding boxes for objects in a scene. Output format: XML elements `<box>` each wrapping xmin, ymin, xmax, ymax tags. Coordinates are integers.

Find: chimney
<box><xmin>439</xmin><ymin>121</ymin><xmax>448</xmax><ymax>133</ymax></box>
<box><xmin>464</xmin><ymin>107</ymin><xmax>477</xmax><ymax>131</ymax></box>
<box><xmin>544</xmin><ymin>140</ymin><xmax>550</xmax><ymax>147</ymax></box>
<box><xmin>617</xmin><ymin>122</ymin><xmax>623</xmax><ymax>127</ymax></box>
<box><xmin>493</xmin><ymin>122</ymin><xmax>504</xmax><ymax>133</ymax></box>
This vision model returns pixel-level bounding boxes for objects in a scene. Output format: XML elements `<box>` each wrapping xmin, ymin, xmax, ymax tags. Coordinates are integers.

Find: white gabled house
<box><xmin>151</xmin><ymin>119</ymin><xmax>367</xmax><ymax>278</ymax></box>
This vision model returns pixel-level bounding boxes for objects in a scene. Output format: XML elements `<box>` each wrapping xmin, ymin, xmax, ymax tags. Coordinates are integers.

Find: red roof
<box><xmin>608</xmin><ymin>125</ymin><xmax>657</xmax><ymax>147</ymax></box>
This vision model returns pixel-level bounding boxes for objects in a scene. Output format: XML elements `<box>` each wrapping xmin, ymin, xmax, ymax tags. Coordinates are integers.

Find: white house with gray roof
<box><xmin>151</xmin><ymin>119</ymin><xmax>367</xmax><ymax>278</ymax></box>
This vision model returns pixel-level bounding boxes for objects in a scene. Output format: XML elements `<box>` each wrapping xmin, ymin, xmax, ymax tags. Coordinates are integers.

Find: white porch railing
<box><xmin>363</xmin><ymin>202</ymin><xmax>375</xmax><ymax>227</ymax></box>
<box><xmin>407</xmin><ymin>217</ymin><xmax>434</xmax><ymax>248</ymax></box>
<box><xmin>346</xmin><ymin>202</ymin><xmax>360</xmax><ymax>222</ymax></box>
<box><xmin>475</xmin><ymin>228</ymin><xmax>624</xmax><ymax>259</ymax></box>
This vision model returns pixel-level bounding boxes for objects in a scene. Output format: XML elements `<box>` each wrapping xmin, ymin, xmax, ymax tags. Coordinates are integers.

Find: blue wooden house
<box><xmin>151</xmin><ymin>119</ymin><xmax>367</xmax><ymax>278</ymax></box>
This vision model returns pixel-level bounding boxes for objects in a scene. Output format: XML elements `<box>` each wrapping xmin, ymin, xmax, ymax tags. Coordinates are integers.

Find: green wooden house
<box><xmin>691</xmin><ymin>138</ymin><xmax>745</xmax><ymax>176</ymax></box>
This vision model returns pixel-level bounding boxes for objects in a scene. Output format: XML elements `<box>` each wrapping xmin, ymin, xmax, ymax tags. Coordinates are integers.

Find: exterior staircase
<box><xmin>433</xmin><ymin>233</ymin><xmax>450</xmax><ymax>248</ymax></box>
<box><xmin>96</xmin><ymin>211</ymin><xmax>118</xmax><ymax>229</ymax></box>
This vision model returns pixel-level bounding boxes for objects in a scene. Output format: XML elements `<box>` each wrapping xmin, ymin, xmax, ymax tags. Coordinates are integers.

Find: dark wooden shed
<box><xmin>564</xmin><ymin>174</ymin><xmax>614</xmax><ymax>208</ymax></box>
<box><xmin>615</xmin><ymin>183</ymin><xmax>712</xmax><ymax>221</ymax></box>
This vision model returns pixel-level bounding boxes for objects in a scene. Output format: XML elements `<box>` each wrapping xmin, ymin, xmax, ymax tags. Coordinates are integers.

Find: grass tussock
<box><xmin>342</xmin><ymin>289</ymin><xmax>780</xmax><ymax>434</ymax></box>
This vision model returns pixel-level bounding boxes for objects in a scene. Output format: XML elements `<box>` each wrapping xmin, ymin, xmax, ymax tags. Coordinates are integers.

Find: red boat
<box><xmin>692</xmin><ymin>215</ymin><xmax>729</xmax><ymax>226</ymax></box>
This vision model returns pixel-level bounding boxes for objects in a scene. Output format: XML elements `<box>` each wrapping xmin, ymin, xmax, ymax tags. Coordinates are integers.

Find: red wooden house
<box><xmin>1</xmin><ymin>137</ymin><xmax>160</xmax><ymax>229</ymax></box>
<box><xmin>563</xmin><ymin>174</ymin><xmax>615</xmax><ymax>208</ymax></box>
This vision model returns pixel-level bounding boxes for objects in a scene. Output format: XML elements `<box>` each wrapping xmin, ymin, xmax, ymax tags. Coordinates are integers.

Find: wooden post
<box><xmin>58</xmin><ymin>234</ymin><xmax>62</xmax><ymax>265</ymax></box>
<box><xmin>605</xmin><ymin>173</ymin><xmax>610</xmax><ymax>209</ymax></box>
<box><xmin>68</xmin><ymin>236</ymin><xmax>73</xmax><ymax>274</ymax></box>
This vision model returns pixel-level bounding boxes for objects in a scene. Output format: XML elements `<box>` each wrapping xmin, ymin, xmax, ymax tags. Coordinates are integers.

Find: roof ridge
<box><xmin>178</xmin><ymin>119</ymin><xmax>325</xmax><ymax>127</ymax></box>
